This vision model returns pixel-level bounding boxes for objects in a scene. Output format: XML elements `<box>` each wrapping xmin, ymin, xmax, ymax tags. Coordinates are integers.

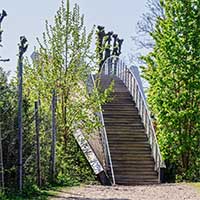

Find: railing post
<box><xmin>117</xmin><ymin>60</ymin><xmax>119</xmax><ymax>77</ymax></box>
<box><xmin>119</xmin><ymin>61</ymin><xmax>121</xmax><ymax>79</ymax></box>
<box><xmin>124</xmin><ymin>65</ymin><xmax>126</xmax><ymax>83</ymax></box>
<box><xmin>129</xmin><ymin>72</ymin><xmax>131</xmax><ymax>91</ymax></box>
<box><xmin>155</xmin><ymin>146</ymin><xmax>158</xmax><ymax>170</ymax></box>
<box><xmin>140</xmin><ymin>96</ymin><xmax>142</xmax><ymax>117</ymax></box>
<box><xmin>144</xmin><ymin>109</ymin><xmax>147</xmax><ymax>128</ymax></box>
<box><xmin>138</xmin><ymin>92</ymin><xmax>140</xmax><ymax>112</ymax></box>
<box><xmin>135</xmin><ymin>85</ymin><xmax>138</xmax><ymax>108</ymax></box>
<box><xmin>146</xmin><ymin>118</ymin><xmax>149</xmax><ymax>137</ymax></box>
<box><xmin>127</xmin><ymin>70</ymin><xmax>129</xmax><ymax>89</ymax></box>
<box><xmin>138</xmin><ymin>89</ymin><xmax>140</xmax><ymax>110</ymax></box>
<box><xmin>105</xmin><ymin>61</ymin><xmax>108</xmax><ymax>75</ymax></box>
<box><xmin>141</xmin><ymin>101</ymin><xmax>143</xmax><ymax>122</ymax></box>
<box><xmin>132</xmin><ymin>77</ymin><xmax>135</xmax><ymax>101</ymax></box>
<box><xmin>130</xmin><ymin>75</ymin><xmax>133</xmax><ymax>96</ymax></box>
<box><xmin>122</xmin><ymin>64</ymin><xmax>125</xmax><ymax>82</ymax></box>
<box><xmin>111</xmin><ymin>58</ymin><xmax>114</xmax><ymax>75</ymax></box>
<box><xmin>125</xmin><ymin>67</ymin><xmax>127</xmax><ymax>86</ymax></box>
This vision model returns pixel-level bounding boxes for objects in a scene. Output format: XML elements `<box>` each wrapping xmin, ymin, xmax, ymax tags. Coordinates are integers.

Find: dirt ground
<box><xmin>49</xmin><ymin>184</ymin><xmax>200</xmax><ymax>200</ymax></box>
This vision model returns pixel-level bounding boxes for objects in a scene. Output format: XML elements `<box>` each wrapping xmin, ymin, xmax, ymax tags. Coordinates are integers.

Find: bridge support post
<box><xmin>97</xmin><ymin>171</ymin><xmax>112</xmax><ymax>186</ymax></box>
<box><xmin>159</xmin><ymin>167</ymin><xmax>165</xmax><ymax>183</ymax></box>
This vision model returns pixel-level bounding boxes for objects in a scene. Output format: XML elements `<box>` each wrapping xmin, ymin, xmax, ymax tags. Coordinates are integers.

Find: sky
<box><xmin>0</xmin><ymin>0</ymin><xmax>148</xmax><ymax>76</ymax></box>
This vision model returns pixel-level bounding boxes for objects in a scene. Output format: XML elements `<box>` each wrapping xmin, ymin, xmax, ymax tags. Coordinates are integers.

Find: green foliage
<box><xmin>142</xmin><ymin>0</ymin><xmax>200</xmax><ymax>181</ymax></box>
<box><xmin>21</xmin><ymin>0</ymin><xmax>111</xmax><ymax>188</ymax></box>
<box><xmin>0</xmin><ymin>67</ymin><xmax>19</xmax><ymax>188</ymax></box>
<box><xmin>0</xmin><ymin>0</ymin><xmax>112</xmax><ymax>193</ymax></box>
<box><xmin>1</xmin><ymin>185</ymin><xmax>49</xmax><ymax>200</ymax></box>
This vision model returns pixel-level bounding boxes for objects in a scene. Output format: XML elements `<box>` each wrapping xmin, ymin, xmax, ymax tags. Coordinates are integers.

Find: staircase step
<box><xmin>107</xmin><ymin>136</ymin><xmax>147</xmax><ymax>139</ymax></box>
<box><xmin>107</xmin><ymin>132</ymin><xmax>146</xmax><ymax>136</ymax></box>
<box><xmin>107</xmin><ymin>133</ymin><xmax>146</xmax><ymax>137</ymax></box>
<box><xmin>112</xmin><ymin>157</ymin><xmax>154</xmax><ymax>161</ymax></box>
<box><xmin>113</xmin><ymin>170</ymin><xmax>157</xmax><ymax>175</ymax></box>
<box><xmin>108</xmin><ymin>139</ymin><xmax>148</xmax><ymax>143</ymax></box>
<box><xmin>111</xmin><ymin>163</ymin><xmax>155</xmax><ymax>168</ymax></box>
<box><xmin>111</xmin><ymin>154</ymin><xmax>152</xmax><ymax>158</ymax></box>
<box><xmin>110</xmin><ymin>146</ymin><xmax>150</xmax><ymax>150</ymax></box>
<box><xmin>114</xmin><ymin>174</ymin><xmax>158</xmax><ymax>179</ymax></box>
<box><xmin>106</xmin><ymin>129</ymin><xmax>145</xmax><ymax>132</ymax></box>
<box><xmin>102</xmin><ymin>105</ymin><xmax>138</xmax><ymax>110</ymax></box>
<box><xmin>104</xmin><ymin>115</ymin><xmax>141</xmax><ymax>119</ymax></box>
<box><xmin>103</xmin><ymin>112</ymin><xmax>140</xmax><ymax>116</ymax></box>
<box><xmin>108</xmin><ymin>99</ymin><xmax>133</xmax><ymax>103</ymax></box>
<box><xmin>115</xmin><ymin>179</ymin><xmax>158</xmax><ymax>185</ymax></box>
<box><xmin>109</xmin><ymin>142</ymin><xmax>149</xmax><ymax>147</ymax></box>
<box><xmin>105</xmin><ymin>123</ymin><xmax>144</xmax><ymax>127</ymax></box>
<box><xmin>104</xmin><ymin>120</ymin><xmax>142</xmax><ymax>124</ymax></box>
<box><xmin>111</xmin><ymin>156</ymin><xmax>153</xmax><ymax>161</ymax></box>
<box><xmin>103</xmin><ymin>103</ymin><xmax>135</xmax><ymax>106</ymax></box>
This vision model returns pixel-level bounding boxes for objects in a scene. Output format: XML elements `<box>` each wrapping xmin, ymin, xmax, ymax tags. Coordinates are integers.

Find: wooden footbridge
<box><xmin>73</xmin><ymin>25</ymin><xmax>165</xmax><ymax>186</ymax></box>
<box><xmin>75</xmin><ymin>56</ymin><xmax>165</xmax><ymax>186</ymax></box>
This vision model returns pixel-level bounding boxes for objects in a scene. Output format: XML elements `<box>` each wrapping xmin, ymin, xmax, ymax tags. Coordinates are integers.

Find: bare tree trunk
<box><xmin>50</xmin><ymin>89</ymin><xmax>57</xmax><ymax>183</ymax></box>
<box><xmin>17</xmin><ymin>53</ymin><xmax>23</xmax><ymax>192</ymax></box>
<box><xmin>34</xmin><ymin>101</ymin><xmax>41</xmax><ymax>187</ymax></box>
<box><xmin>17</xmin><ymin>36</ymin><xmax>28</xmax><ymax>192</ymax></box>
<box><xmin>0</xmin><ymin>123</ymin><xmax>4</xmax><ymax>190</ymax></box>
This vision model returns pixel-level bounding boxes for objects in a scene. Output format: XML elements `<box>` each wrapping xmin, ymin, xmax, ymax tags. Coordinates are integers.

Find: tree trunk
<box><xmin>34</xmin><ymin>101</ymin><xmax>41</xmax><ymax>187</ymax></box>
<box><xmin>50</xmin><ymin>90</ymin><xmax>57</xmax><ymax>183</ymax></box>
<box><xmin>17</xmin><ymin>54</ymin><xmax>23</xmax><ymax>192</ymax></box>
<box><xmin>0</xmin><ymin>123</ymin><xmax>4</xmax><ymax>190</ymax></box>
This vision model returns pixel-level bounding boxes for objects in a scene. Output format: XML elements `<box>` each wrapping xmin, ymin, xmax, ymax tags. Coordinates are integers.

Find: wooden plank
<box><xmin>73</xmin><ymin>129</ymin><xmax>104</xmax><ymax>175</ymax></box>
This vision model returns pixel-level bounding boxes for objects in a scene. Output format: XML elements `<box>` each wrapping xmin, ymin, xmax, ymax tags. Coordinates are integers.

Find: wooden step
<box><xmin>107</xmin><ymin>134</ymin><xmax>147</xmax><ymax>138</ymax></box>
<box><xmin>104</xmin><ymin>118</ymin><xmax>142</xmax><ymax>122</ymax></box>
<box><xmin>106</xmin><ymin>129</ymin><xmax>145</xmax><ymax>133</ymax></box>
<box><xmin>111</xmin><ymin>164</ymin><xmax>155</xmax><ymax>168</ymax></box>
<box><xmin>108</xmin><ymin>138</ymin><xmax>148</xmax><ymax>143</ymax></box>
<box><xmin>102</xmin><ymin>103</ymin><xmax>138</xmax><ymax>108</ymax></box>
<box><xmin>112</xmin><ymin>156</ymin><xmax>154</xmax><ymax>161</ymax></box>
<box><xmin>104</xmin><ymin>116</ymin><xmax>140</xmax><ymax>120</ymax></box>
<box><xmin>103</xmin><ymin>111</ymin><xmax>140</xmax><ymax>116</ymax></box>
<box><xmin>109</xmin><ymin>146</ymin><xmax>150</xmax><ymax>151</ymax></box>
<box><xmin>114</xmin><ymin>174</ymin><xmax>158</xmax><ymax>180</ymax></box>
<box><xmin>107</xmin><ymin>130</ymin><xmax>146</xmax><ymax>133</ymax></box>
<box><xmin>113</xmin><ymin>170</ymin><xmax>157</xmax><ymax>175</ymax></box>
<box><xmin>105</xmin><ymin>123</ymin><xmax>144</xmax><ymax>128</ymax></box>
<box><xmin>115</xmin><ymin>180</ymin><xmax>158</xmax><ymax>185</ymax></box>
<box><xmin>108</xmin><ymin>142</ymin><xmax>149</xmax><ymax>147</ymax></box>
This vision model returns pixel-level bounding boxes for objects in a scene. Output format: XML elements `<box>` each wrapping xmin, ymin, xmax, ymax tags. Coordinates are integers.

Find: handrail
<box><xmin>89</xmin><ymin>74</ymin><xmax>115</xmax><ymax>185</ymax></box>
<box><xmin>101</xmin><ymin>56</ymin><xmax>165</xmax><ymax>176</ymax></box>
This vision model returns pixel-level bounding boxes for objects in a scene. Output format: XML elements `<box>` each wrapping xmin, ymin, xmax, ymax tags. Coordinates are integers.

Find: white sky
<box><xmin>0</xmin><ymin>0</ymin><xmax>148</xmax><ymax>76</ymax></box>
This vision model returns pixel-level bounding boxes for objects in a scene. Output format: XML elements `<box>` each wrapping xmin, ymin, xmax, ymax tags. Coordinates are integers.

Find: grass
<box><xmin>0</xmin><ymin>186</ymin><xmax>65</xmax><ymax>200</ymax></box>
<box><xmin>1</xmin><ymin>182</ymin><xmax>85</xmax><ymax>200</ymax></box>
<box><xmin>0</xmin><ymin>178</ymin><xmax>96</xmax><ymax>199</ymax></box>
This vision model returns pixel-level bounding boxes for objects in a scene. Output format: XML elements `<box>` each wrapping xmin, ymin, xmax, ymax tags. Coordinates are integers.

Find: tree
<box><xmin>142</xmin><ymin>0</ymin><xmax>200</xmax><ymax>181</ymax></box>
<box><xmin>0</xmin><ymin>10</ymin><xmax>19</xmax><ymax>190</ymax></box>
<box><xmin>0</xmin><ymin>67</ymin><xmax>18</xmax><ymax>189</ymax></box>
<box><xmin>23</xmin><ymin>0</ymin><xmax>112</xmax><ymax>185</ymax></box>
<box><xmin>134</xmin><ymin>0</ymin><xmax>164</xmax><ymax>49</ymax></box>
<box><xmin>130</xmin><ymin>0</ymin><xmax>164</xmax><ymax>65</ymax></box>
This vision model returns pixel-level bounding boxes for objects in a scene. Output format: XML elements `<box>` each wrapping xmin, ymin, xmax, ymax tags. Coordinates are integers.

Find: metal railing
<box><xmin>101</xmin><ymin>56</ymin><xmax>165</xmax><ymax>177</ymax></box>
<box><xmin>87</xmin><ymin>74</ymin><xmax>115</xmax><ymax>185</ymax></box>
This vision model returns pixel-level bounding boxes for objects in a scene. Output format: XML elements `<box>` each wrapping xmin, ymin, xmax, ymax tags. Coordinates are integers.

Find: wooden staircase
<box><xmin>101</xmin><ymin>75</ymin><xmax>159</xmax><ymax>185</ymax></box>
